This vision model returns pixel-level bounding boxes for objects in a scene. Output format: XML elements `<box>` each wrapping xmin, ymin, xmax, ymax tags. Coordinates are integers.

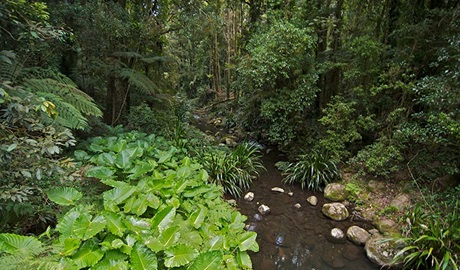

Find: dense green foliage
<box><xmin>0</xmin><ymin>131</ymin><xmax>258</xmax><ymax>269</ymax></box>
<box><xmin>1</xmin><ymin>0</ymin><xmax>460</xmax><ymax>268</ymax></box>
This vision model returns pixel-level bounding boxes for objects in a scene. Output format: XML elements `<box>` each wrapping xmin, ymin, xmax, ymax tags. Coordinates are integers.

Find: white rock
<box><xmin>244</xmin><ymin>192</ymin><xmax>254</xmax><ymax>202</ymax></box>
<box><xmin>307</xmin><ymin>195</ymin><xmax>318</xmax><ymax>206</ymax></box>
<box><xmin>287</xmin><ymin>192</ymin><xmax>294</xmax><ymax>196</ymax></box>
<box><xmin>294</xmin><ymin>203</ymin><xmax>301</xmax><ymax>209</ymax></box>
<box><xmin>271</xmin><ymin>187</ymin><xmax>285</xmax><ymax>193</ymax></box>
<box><xmin>258</xmin><ymin>204</ymin><xmax>270</xmax><ymax>215</ymax></box>
<box><xmin>331</xmin><ymin>228</ymin><xmax>345</xmax><ymax>240</ymax></box>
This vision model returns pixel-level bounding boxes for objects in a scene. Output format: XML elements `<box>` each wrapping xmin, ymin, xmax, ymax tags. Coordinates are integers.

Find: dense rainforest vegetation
<box><xmin>0</xmin><ymin>0</ymin><xmax>459</xmax><ymax>269</ymax></box>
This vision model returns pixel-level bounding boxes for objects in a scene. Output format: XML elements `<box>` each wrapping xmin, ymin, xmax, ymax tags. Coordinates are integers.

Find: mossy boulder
<box><xmin>365</xmin><ymin>236</ymin><xmax>402</xmax><ymax>266</ymax></box>
<box><xmin>324</xmin><ymin>183</ymin><xmax>347</xmax><ymax>201</ymax></box>
<box><xmin>322</xmin><ymin>202</ymin><xmax>349</xmax><ymax>221</ymax></box>
<box><xmin>347</xmin><ymin>225</ymin><xmax>371</xmax><ymax>245</ymax></box>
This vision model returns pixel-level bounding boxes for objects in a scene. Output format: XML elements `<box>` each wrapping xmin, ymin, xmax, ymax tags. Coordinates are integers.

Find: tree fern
<box><xmin>1</xmin><ymin>53</ymin><xmax>102</xmax><ymax>130</ymax></box>
<box><xmin>24</xmin><ymin>78</ymin><xmax>102</xmax><ymax>129</ymax></box>
<box><xmin>119</xmin><ymin>68</ymin><xmax>160</xmax><ymax>95</ymax></box>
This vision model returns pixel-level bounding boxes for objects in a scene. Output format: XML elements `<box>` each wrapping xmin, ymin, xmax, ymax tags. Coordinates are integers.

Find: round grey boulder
<box><xmin>347</xmin><ymin>226</ymin><xmax>371</xmax><ymax>245</ymax></box>
<box><xmin>322</xmin><ymin>202</ymin><xmax>349</xmax><ymax>221</ymax></box>
<box><xmin>324</xmin><ymin>183</ymin><xmax>347</xmax><ymax>201</ymax></box>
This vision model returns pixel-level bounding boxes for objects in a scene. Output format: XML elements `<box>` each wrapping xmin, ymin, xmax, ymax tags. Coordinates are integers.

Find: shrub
<box><xmin>281</xmin><ymin>149</ymin><xmax>340</xmax><ymax>191</ymax></box>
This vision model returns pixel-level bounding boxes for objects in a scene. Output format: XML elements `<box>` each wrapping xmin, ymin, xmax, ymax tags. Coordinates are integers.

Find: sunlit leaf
<box><xmin>71</xmin><ymin>241</ymin><xmax>104</xmax><ymax>268</ymax></box>
<box><xmin>130</xmin><ymin>243</ymin><xmax>158</xmax><ymax>270</ymax></box>
<box><xmin>151</xmin><ymin>206</ymin><xmax>175</xmax><ymax>232</ymax></box>
<box><xmin>189</xmin><ymin>208</ymin><xmax>207</xmax><ymax>229</ymax></box>
<box><xmin>163</xmin><ymin>244</ymin><xmax>199</xmax><ymax>268</ymax></box>
<box><xmin>188</xmin><ymin>251</ymin><xmax>223</xmax><ymax>270</ymax></box>
<box><xmin>103</xmin><ymin>211</ymin><xmax>126</xmax><ymax>237</ymax></box>
<box><xmin>237</xmin><ymin>232</ymin><xmax>259</xmax><ymax>252</ymax></box>
<box><xmin>46</xmin><ymin>187</ymin><xmax>82</xmax><ymax>206</ymax></box>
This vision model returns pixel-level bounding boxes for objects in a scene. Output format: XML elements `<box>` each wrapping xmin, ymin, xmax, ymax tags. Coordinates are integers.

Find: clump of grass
<box><xmin>392</xmin><ymin>186</ymin><xmax>460</xmax><ymax>270</ymax></box>
<box><xmin>199</xmin><ymin>142</ymin><xmax>265</xmax><ymax>197</ymax></box>
<box><xmin>281</xmin><ymin>149</ymin><xmax>340</xmax><ymax>191</ymax></box>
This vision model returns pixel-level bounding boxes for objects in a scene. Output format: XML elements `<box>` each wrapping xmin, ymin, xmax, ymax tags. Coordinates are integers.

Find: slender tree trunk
<box><xmin>225</xmin><ymin>8</ymin><xmax>232</xmax><ymax>99</ymax></box>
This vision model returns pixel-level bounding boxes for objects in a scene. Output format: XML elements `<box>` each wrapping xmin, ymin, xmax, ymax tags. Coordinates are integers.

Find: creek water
<box><xmin>192</xmin><ymin>114</ymin><xmax>379</xmax><ymax>270</ymax></box>
<box><xmin>231</xmin><ymin>148</ymin><xmax>380</xmax><ymax>270</ymax></box>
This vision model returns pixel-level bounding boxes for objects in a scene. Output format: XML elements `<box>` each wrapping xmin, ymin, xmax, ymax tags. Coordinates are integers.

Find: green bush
<box><xmin>198</xmin><ymin>142</ymin><xmax>264</xmax><ymax>197</ymax></box>
<box><xmin>393</xmin><ymin>187</ymin><xmax>460</xmax><ymax>270</ymax></box>
<box><xmin>281</xmin><ymin>149</ymin><xmax>340</xmax><ymax>191</ymax></box>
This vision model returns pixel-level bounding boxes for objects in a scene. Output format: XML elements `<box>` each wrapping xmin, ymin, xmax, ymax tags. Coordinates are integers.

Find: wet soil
<box><xmin>232</xmin><ymin>148</ymin><xmax>380</xmax><ymax>270</ymax></box>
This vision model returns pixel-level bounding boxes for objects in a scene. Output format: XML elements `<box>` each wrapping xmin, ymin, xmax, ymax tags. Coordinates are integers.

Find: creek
<box><xmin>232</xmin><ymin>148</ymin><xmax>380</xmax><ymax>270</ymax></box>
<box><xmin>192</xmin><ymin>114</ymin><xmax>380</xmax><ymax>270</ymax></box>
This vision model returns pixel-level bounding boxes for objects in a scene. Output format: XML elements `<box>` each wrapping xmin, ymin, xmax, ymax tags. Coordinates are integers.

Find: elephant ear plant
<box><xmin>0</xmin><ymin>131</ymin><xmax>259</xmax><ymax>269</ymax></box>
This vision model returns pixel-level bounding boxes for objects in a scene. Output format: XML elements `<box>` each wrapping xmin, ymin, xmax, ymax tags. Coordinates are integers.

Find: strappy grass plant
<box><xmin>392</xmin><ymin>187</ymin><xmax>460</xmax><ymax>270</ymax></box>
<box><xmin>281</xmin><ymin>149</ymin><xmax>340</xmax><ymax>191</ymax></box>
<box><xmin>199</xmin><ymin>142</ymin><xmax>265</xmax><ymax>197</ymax></box>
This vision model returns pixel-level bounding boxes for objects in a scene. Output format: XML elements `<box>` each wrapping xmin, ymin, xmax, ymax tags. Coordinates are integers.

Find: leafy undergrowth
<box><xmin>0</xmin><ymin>131</ymin><xmax>258</xmax><ymax>269</ymax></box>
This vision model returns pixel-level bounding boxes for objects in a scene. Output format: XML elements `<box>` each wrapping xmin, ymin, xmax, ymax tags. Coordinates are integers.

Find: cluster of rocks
<box><xmin>243</xmin><ymin>183</ymin><xmax>406</xmax><ymax>267</ymax></box>
<box><xmin>321</xmin><ymin>183</ymin><xmax>405</xmax><ymax>267</ymax></box>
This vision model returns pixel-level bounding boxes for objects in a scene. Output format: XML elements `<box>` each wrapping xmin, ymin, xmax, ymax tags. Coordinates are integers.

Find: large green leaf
<box><xmin>115</xmin><ymin>149</ymin><xmax>134</xmax><ymax>169</ymax></box>
<box><xmin>73</xmin><ymin>214</ymin><xmax>106</xmax><ymax>240</ymax></box>
<box><xmin>188</xmin><ymin>208</ymin><xmax>207</xmax><ymax>229</ymax></box>
<box><xmin>60</xmin><ymin>238</ymin><xmax>81</xmax><ymax>256</ymax></box>
<box><xmin>96</xmin><ymin>153</ymin><xmax>116</xmax><ymax>166</ymax></box>
<box><xmin>163</xmin><ymin>244</ymin><xmax>199</xmax><ymax>268</ymax></box>
<box><xmin>103</xmin><ymin>185</ymin><xmax>137</xmax><ymax>209</ymax></box>
<box><xmin>71</xmin><ymin>241</ymin><xmax>104</xmax><ymax>268</ymax></box>
<box><xmin>151</xmin><ymin>206</ymin><xmax>175</xmax><ymax>231</ymax></box>
<box><xmin>0</xmin><ymin>233</ymin><xmax>42</xmax><ymax>255</ymax></box>
<box><xmin>56</xmin><ymin>210</ymin><xmax>80</xmax><ymax>239</ymax></box>
<box><xmin>86</xmin><ymin>166</ymin><xmax>115</xmax><ymax>179</ymax></box>
<box><xmin>102</xmin><ymin>211</ymin><xmax>126</xmax><ymax>237</ymax></box>
<box><xmin>237</xmin><ymin>232</ymin><xmax>259</xmax><ymax>252</ymax></box>
<box><xmin>130</xmin><ymin>243</ymin><xmax>157</xmax><ymax>270</ymax></box>
<box><xmin>158</xmin><ymin>226</ymin><xmax>180</xmax><ymax>248</ymax></box>
<box><xmin>46</xmin><ymin>187</ymin><xmax>82</xmax><ymax>206</ymax></box>
<box><xmin>123</xmin><ymin>194</ymin><xmax>149</xmax><ymax>216</ymax></box>
<box><xmin>188</xmin><ymin>251</ymin><xmax>223</xmax><ymax>270</ymax></box>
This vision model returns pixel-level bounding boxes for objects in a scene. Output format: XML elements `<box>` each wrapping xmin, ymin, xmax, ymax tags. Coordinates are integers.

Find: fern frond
<box><xmin>118</xmin><ymin>69</ymin><xmax>159</xmax><ymax>95</ymax></box>
<box><xmin>0</xmin><ymin>54</ymin><xmax>23</xmax><ymax>83</ymax></box>
<box><xmin>36</xmin><ymin>91</ymin><xmax>88</xmax><ymax>129</ymax></box>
